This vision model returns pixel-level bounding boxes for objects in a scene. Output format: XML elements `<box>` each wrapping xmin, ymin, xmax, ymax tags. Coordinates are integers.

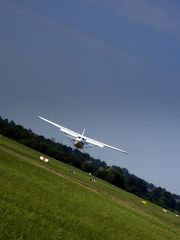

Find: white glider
<box><xmin>38</xmin><ymin>116</ymin><xmax>128</xmax><ymax>155</ymax></box>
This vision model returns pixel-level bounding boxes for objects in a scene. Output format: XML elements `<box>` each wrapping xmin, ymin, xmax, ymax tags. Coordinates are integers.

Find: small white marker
<box><xmin>44</xmin><ymin>158</ymin><xmax>49</xmax><ymax>163</ymax></box>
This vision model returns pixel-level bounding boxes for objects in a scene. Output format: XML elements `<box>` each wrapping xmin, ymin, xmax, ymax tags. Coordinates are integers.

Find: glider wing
<box><xmin>85</xmin><ymin>137</ymin><xmax>128</xmax><ymax>154</ymax></box>
<box><xmin>38</xmin><ymin>116</ymin><xmax>78</xmax><ymax>139</ymax></box>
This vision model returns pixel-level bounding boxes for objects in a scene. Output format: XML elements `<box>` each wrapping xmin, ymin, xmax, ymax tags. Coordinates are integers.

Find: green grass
<box><xmin>0</xmin><ymin>136</ymin><xmax>180</xmax><ymax>240</ymax></box>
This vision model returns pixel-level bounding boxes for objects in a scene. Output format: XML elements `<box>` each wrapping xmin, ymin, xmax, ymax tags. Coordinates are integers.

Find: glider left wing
<box><xmin>85</xmin><ymin>137</ymin><xmax>128</xmax><ymax>154</ymax></box>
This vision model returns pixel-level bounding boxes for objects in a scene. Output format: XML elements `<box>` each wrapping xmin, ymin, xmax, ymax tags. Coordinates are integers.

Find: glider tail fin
<box><xmin>80</xmin><ymin>128</ymin><xmax>85</xmax><ymax>140</ymax></box>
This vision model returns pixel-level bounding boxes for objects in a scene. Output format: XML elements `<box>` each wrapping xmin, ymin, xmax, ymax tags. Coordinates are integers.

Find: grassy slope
<box><xmin>0</xmin><ymin>136</ymin><xmax>179</xmax><ymax>240</ymax></box>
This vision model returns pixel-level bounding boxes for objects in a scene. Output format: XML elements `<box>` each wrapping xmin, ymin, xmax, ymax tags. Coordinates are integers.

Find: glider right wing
<box><xmin>38</xmin><ymin>116</ymin><xmax>78</xmax><ymax>140</ymax></box>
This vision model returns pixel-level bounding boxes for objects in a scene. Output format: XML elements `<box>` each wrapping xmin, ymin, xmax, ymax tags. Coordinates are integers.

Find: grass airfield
<box><xmin>0</xmin><ymin>136</ymin><xmax>179</xmax><ymax>240</ymax></box>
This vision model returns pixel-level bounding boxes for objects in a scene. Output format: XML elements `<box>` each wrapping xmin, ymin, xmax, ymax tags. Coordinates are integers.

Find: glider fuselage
<box><xmin>74</xmin><ymin>140</ymin><xmax>84</xmax><ymax>149</ymax></box>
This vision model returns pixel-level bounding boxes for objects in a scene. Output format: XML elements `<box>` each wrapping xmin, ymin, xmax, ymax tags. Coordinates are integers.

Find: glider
<box><xmin>38</xmin><ymin>116</ymin><xmax>128</xmax><ymax>155</ymax></box>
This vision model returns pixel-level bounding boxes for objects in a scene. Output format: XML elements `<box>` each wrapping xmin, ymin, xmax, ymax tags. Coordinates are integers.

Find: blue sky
<box><xmin>0</xmin><ymin>0</ymin><xmax>180</xmax><ymax>194</ymax></box>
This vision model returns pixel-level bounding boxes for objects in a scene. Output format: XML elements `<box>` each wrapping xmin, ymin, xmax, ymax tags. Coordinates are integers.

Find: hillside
<box><xmin>0</xmin><ymin>116</ymin><xmax>180</xmax><ymax>212</ymax></box>
<box><xmin>0</xmin><ymin>136</ymin><xmax>180</xmax><ymax>240</ymax></box>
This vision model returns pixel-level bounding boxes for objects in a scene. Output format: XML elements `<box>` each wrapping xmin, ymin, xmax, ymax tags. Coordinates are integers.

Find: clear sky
<box><xmin>0</xmin><ymin>0</ymin><xmax>180</xmax><ymax>194</ymax></box>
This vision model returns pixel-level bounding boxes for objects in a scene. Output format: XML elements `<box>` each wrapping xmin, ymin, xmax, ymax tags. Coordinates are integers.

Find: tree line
<box><xmin>0</xmin><ymin>116</ymin><xmax>179</xmax><ymax>212</ymax></box>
